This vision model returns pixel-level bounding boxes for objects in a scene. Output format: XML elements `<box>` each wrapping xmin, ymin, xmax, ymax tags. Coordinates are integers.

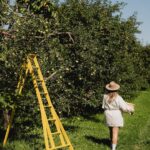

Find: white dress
<box><xmin>102</xmin><ymin>94</ymin><xmax>134</xmax><ymax>127</ymax></box>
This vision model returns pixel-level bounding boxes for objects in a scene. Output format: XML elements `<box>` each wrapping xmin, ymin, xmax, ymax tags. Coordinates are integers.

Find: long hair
<box><xmin>107</xmin><ymin>91</ymin><xmax>118</xmax><ymax>103</ymax></box>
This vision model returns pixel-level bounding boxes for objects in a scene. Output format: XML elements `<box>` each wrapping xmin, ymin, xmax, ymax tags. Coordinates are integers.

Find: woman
<box><xmin>102</xmin><ymin>81</ymin><xmax>134</xmax><ymax>150</ymax></box>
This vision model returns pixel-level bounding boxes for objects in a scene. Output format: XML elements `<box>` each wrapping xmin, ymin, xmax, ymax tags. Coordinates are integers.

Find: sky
<box><xmin>111</xmin><ymin>0</ymin><xmax>150</xmax><ymax>45</ymax></box>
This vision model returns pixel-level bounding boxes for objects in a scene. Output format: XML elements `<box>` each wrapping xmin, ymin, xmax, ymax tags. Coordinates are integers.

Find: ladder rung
<box><xmin>40</xmin><ymin>92</ymin><xmax>48</xmax><ymax>95</ymax></box>
<box><xmin>18</xmin><ymin>83</ymin><xmax>24</xmax><ymax>86</ymax></box>
<box><xmin>32</xmin><ymin>78</ymin><xmax>40</xmax><ymax>82</ymax></box>
<box><xmin>33</xmin><ymin>78</ymin><xmax>46</xmax><ymax>82</ymax></box>
<box><xmin>36</xmin><ymin>79</ymin><xmax>43</xmax><ymax>82</ymax></box>
<box><xmin>44</xmin><ymin>105</ymin><xmax>52</xmax><ymax>108</ymax></box>
<box><xmin>28</xmin><ymin>54</ymin><xmax>36</xmax><ymax>58</ymax></box>
<box><xmin>50</xmin><ymin>144</ymin><xmax>70</xmax><ymax>150</ymax></box>
<box><xmin>48</xmin><ymin>118</ymin><xmax>56</xmax><ymax>122</ymax></box>
<box><xmin>32</xmin><ymin>66</ymin><xmax>39</xmax><ymax>69</ymax></box>
<box><xmin>51</xmin><ymin>131</ymin><xmax>60</xmax><ymax>135</ymax></box>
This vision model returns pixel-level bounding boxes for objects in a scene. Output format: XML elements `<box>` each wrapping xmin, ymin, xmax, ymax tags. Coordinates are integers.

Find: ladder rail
<box><xmin>3</xmin><ymin>106</ymin><xmax>15</xmax><ymax>146</ymax></box>
<box><xmin>3</xmin><ymin>62</ymin><xmax>29</xmax><ymax>146</ymax></box>
<box><xmin>16</xmin><ymin>62</ymin><xmax>29</xmax><ymax>94</ymax></box>
<box><xmin>32</xmin><ymin>56</ymin><xmax>66</xmax><ymax>146</ymax></box>
<box><xmin>3</xmin><ymin>54</ymin><xmax>74</xmax><ymax>150</ymax></box>
<box><xmin>28</xmin><ymin>60</ymin><xmax>56</xmax><ymax>149</ymax></box>
<box><xmin>30</xmin><ymin>55</ymin><xmax>74</xmax><ymax>149</ymax></box>
<box><xmin>53</xmin><ymin>109</ymin><xmax>74</xmax><ymax>150</ymax></box>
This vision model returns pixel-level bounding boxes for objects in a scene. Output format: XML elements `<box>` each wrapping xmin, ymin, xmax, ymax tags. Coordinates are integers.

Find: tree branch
<box><xmin>45</xmin><ymin>70</ymin><xmax>58</xmax><ymax>82</ymax></box>
<box><xmin>47</xmin><ymin>31</ymin><xmax>75</xmax><ymax>43</ymax></box>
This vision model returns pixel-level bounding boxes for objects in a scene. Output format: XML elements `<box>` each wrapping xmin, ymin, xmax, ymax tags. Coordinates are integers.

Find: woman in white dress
<box><xmin>102</xmin><ymin>81</ymin><xmax>135</xmax><ymax>150</ymax></box>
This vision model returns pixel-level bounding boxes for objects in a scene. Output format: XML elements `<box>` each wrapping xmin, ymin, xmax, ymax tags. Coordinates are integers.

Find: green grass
<box><xmin>1</xmin><ymin>90</ymin><xmax>150</xmax><ymax>150</ymax></box>
<box><xmin>0</xmin><ymin>140</ymin><xmax>31</xmax><ymax>150</ymax></box>
<box><xmin>64</xmin><ymin>90</ymin><xmax>150</xmax><ymax>150</ymax></box>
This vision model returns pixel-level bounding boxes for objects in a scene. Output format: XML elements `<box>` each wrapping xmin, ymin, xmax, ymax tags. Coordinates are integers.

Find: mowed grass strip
<box><xmin>117</xmin><ymin>90</ymin><xmax>150</xmax><ymax>150</ymax></box>
<box><xmin>1</xmin><ymin>90</ymin><xmax>150</xmax><ymax>150</ymax></box>
<box><xmin>63</xmin><ymin>90</ymin><xmax>150</xmax><ymax>150</ymax></box>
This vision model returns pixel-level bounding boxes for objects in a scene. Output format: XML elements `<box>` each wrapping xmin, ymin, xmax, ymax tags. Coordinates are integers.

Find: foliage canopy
<box><xmin>0</xmin><ymin>0</ymin><xmax>150</xmax><ymax>121</ymax></box>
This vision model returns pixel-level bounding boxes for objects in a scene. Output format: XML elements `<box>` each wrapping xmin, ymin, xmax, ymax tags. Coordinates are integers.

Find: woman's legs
<box><xmin>109</xmin><ymin>127</ymin><xmax>113</xmax><ymax>142</ymax></box>
<box><xmin>110</xmin><ymin>127</ymin><xmax>119</xmax><ymax>150</ymax></box>
<box><xmin>112</xmin><ymin>127</ymin><xmax>119</xmax><ymax>144</ymax></box>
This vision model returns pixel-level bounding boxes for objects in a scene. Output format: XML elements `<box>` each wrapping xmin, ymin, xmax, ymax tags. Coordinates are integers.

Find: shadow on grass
<box><xmin>81</xmin><ymin>107</ymin><xmax>104</xmax><ymax>123</ymax></box>
<box><xmin>141</xmin><ymin>140</ymin><xmax>150</xmax><ymax>145</ymax></box>
<box><xmin>63</xmin><ymin>124</ymin><xmax>80</xmax><ymax>132</ymax></box>
<box><xmin>85</xmin><ymin>135</ymin><xmax>111</xmax><ymax>147</ymax></box>
<box><xmin>82</xmin><ymin>115</ymin><xmax>104</xmax><ymax>123</ymax></box>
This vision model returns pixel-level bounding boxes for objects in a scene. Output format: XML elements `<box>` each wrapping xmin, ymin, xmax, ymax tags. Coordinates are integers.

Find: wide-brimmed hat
<box><xmin>105</xmin><ymin>81</ymin><xmax>120</xmax><ymax>91</ymax></box>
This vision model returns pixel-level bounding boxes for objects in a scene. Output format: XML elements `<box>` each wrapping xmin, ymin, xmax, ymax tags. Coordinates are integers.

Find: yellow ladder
<box><xmin>3</xmin><ymin>54</ymin><xmax>74</xmax><ymax>150</ymax></box>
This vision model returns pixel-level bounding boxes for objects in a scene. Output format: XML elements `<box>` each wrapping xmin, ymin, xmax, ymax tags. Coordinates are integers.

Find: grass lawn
<box><xmin>63</xmin><ymin>90</ymin><xmax>150</xmax><ymax>150</ymax></box>
<box><xmin>1</xmin><ymin>90</ymin><xmax>150</xmax><ymax>150</ymax></box>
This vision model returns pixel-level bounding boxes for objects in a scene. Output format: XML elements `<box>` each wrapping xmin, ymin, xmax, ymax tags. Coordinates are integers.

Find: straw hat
<box><xmin>105</xmin><ymin>81</ymin><xmax>120</xmax><ymax>91</ymax></box>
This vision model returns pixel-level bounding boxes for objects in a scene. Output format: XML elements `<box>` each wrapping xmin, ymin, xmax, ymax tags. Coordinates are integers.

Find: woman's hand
<box><xmin>126</xmin><ymin>102</ymin><xmax>135</xmax><ymax>114</ymax></box>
